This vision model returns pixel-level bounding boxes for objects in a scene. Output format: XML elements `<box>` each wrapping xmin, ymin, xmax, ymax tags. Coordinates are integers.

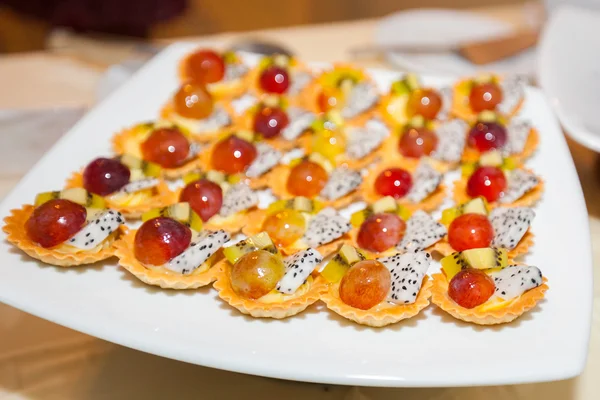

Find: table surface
<box><xmin>0</xmin><ymin>6</ymin><xmax>599</xmax><ymax>399</ymax></box>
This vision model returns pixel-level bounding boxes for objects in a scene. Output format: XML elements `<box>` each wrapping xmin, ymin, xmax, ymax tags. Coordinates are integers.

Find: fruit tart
<box><xmin>380</xmin><ymin>73</ymin><xmax>452</xmax><ymax>127</ymax></box>
<box><xmin>176</xmin><ymin>170</ymin><xmax>259</xmax><ymax>234</ymax></box>
<box><xmin>452</xmin><ymin>74</ymin><xmax>526</xmax><ymax>121</ymax></box>
<box><xmin>379</xmin><ymin>116</ymin><xmax>468</xmax><ymax>170</ymax></box>
<box><xmin>213</xmin><ymin>232</ymin><xmax>326</xmax><ymax>318</ymax></box>
<box><xmin>320</xmin><ymin>245</ymin><xmax>433</xmax><ymax>327</ymax></box>
<box><xmin>248</xmin><ymin>54</ymin><xmax>314</xmax><ymax>100</ymax></box>
<box><xmin>462</xmin><ymin>111</ymin><xmax>539</xmax><ymax>163</ymax></box>
<box><xmin>360</xmin><ymin>160</ymin><xmax>446</xmax><ymax>211</ymax></box>
<box><xmin>243</xmin><ymin>197</ymin><xmax>351</xmax><ymax>256</ymax></box>
<box><xmin>66</xmin><ymin>155</ymin><xmax>176</xmax><ymax>219</ymax></box>
<box><xmin>348</xmin><ymin>196</ymin><xmax>446</xmax><ymax>256</ymax></box>
<box><xmin>432</xmin><ymin>249</ymin><xmax>548</xmax><ymax>324</ymax></box>
<box><xmin>198</xmin><ymin>130</ymin><xmax>283</xmax><ymax>189</ymax></box>
<box><xmin>305</xmin><ymin>64</ymin><xmax>380</xmax><ymax>120</ymax></box>
<box><xmin>112</xmin><ymin>121</ymin><xmax>202</xmax><ymax>179</ymax></box>
<box><xmin>269</xmin><ymin>153</ymin><xmax>363</xmax><ymax>208</ymax></box>
<box><xmin>4</xmin><ymin>189</ymin><xmax>125</xmax><ymax>266</ymax></box>
<box><xmin>115</xmin><ymin>206</ymin><xmax>230</xmax><ymax>289</ymax></box>
<box><xmin>179</xmin><ymin>48</ymin><xmax>250</xmax><ymax>99</ymax></box>
<box><xmin>433</xmin><ymin>197</ymin><xmax>535</xmax><ymax>258</ymax></box>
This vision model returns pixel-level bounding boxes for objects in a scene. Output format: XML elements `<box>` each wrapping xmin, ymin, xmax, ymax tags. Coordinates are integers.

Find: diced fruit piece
<box><xmin>469</xmin><ymin>82</ymin><xmax>503</xmax><ymax>112</ymax></box>
<box><xmin>462</xmin><ymin>197</ymin><xmax>489</xmax><ymax>215</ymax></box>
<box><xmin>117</xmin><ymin>154</ymin><xmax>162</xmax><ymax>177</ymax></box>
<box><xmin>357</xmin><ymin>213</ymin><xmax>406</xmax><ymax>253</ymax></box>
<box><xmin>185</xmin><ymin>49</ymin><xmax>225</xmax><ymax>84</ymax></box>
<box><xmin>26</xmin><ymin>199</ymin><xmax>87</xmax><ymax>248</ymax></box>
<box><xmin>262</xmin><ymin>209</ymin><xmax>306</xmax><ymax>247</ymax></box>
<box><xmin>230</xmin><ymin>250</ymin><xmax>286</xmax><ymax>299</ymax></box>
<box><xmin>406</xmin><ymin>88</ymin><xmax>442</xmax><ymax>120</ymax></box>
<box><xmin>479</xmin><ymin>150</ymin><xmax>504</xmax><ymax>167</ymax></box>
<box><xmin>441</xmin><ymin>207</ymin><xmax>460</xmax><ymax>226</ymax></box>
<box><xmin>466</xmin><ymin>166</ymin><xmax>507</xmax><ymax>202</ymax></box>
<box><xmin>441</xmin><ymin>248</ymin><xmax>508</xmax><ymax>279</ymax></box>
<box><xmin>292</xmin><ymin>197</ymin><xmax>319</xmax><ymax>213</ymax></box>
<box><xmin>234</xmin><ymin>130</ymin><xmax>255</xmax><ymax>143</ymax></box>
<box><xmin>134</xmin><ymin>217</ymin><xmax>192</xmax><ymax>266</ymax></box>
<box><xmin>286</xmin><ymin>160</ymin><xmax>328</xmax><ymax>197</ymax></box>
<box><xmin>35</xmin><ymin>188</ymin><xmax>106</xmax><ymax>209</ymax></box>
<box><xmin>223</xmin><ymin>232</ymin><xmax>278</xmax><ymax>264</ymax></box>
<box><xmin>339</xmin><ymin>260</ymin><xmax>391</xmax><ymax>310</ymax></box>
<box><xmin>307</xmin><ymin>153</ymin><xmax>334</xmax><ymax>173</ymax></box>
<box><xmin>448</xmin><ymin>268</ymin><xmax>495</xmax><ymax>309</ymax></box>
<box><xmin>350</xmin><ymin>209</ymin><xmax>372</xmax><ymax>228</ymax></box>
<box><xmin>468</xmin><ymin>122</ymin><xmax>507</xmax><ymax>152</ymax></box>
<box><xmin>311</xmin><ymin>129</ymin><xmax>346</xmax><ymax>163</ymax></box>
<box><xmin>372</xmin><ymin>196</ymin><xmax>397</xmax><ymax>214</ymax></box>
<box><xmin>317</xmin><ymin>87</ymin><xmax>344</xmax><ymax>112</ymax></box>
<box><xmin>253</xmin><ymin>106</ymin><xmax>289</xmax><ymax>139</ymax></box>
<box><xmin>320</xmin><ymin>244</ymin><xmax>365</xmax><ymax>283</ymax></box>
<box><xmin>173</xmin><ymin>82</ymin><xmax>214</xmax><ymax>120</ymax></box>
<box><xmin>398</xmin><ymin>126</ymin><xmax>438</xmax><ymax>158</ymax></box>
<box><xmin>374</xmin><ymin>168</ymin><xmax>413</xmax><ymax>199</ymax></box>
<box><xmin>179</xmin><ymin>179</ymin><xmax>224</xmax><ymax>222</ymax></box>
<box><xmin>141</xmin><ymin>202</ymin><xmax>203</xmax><ymax>232</ymax></box>
<box><xmin>259</xmin><ymin>66</ymin><xmax>290</xmax><ymax>94</ymax></box>
<box><xmin>141</xmin><ymin>127</ymin><xmax>190</xmax><ymax>168</ymax></box>
<box><xmin>448</xmin><ymin>213</ymin><xmax>494</xmax><ymax>251</ymax></box>
<box><xmin>82</xmin><ymin>157</ymin><xmax>131</xmax><ymax>196</ymax></box>
<box><xmin>461</xmin><ymin>163</ymin><xmax>477</xmax><ymax>177</ymax></box>
<box><xmin>211</xmin><ymin>135</ymin><xmax>257</xmax><ymax>174</ymax></box>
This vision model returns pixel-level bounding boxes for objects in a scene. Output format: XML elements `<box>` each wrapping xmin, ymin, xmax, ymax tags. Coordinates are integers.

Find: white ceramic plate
<box><xmin>0</xmin><ymin>43</ymin><xmax>592</xmax><ymax>387</ymax></box>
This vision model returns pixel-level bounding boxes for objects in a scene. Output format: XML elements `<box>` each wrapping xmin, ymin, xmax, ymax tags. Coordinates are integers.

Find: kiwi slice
<box><xmin>223</xmin><ymin>232</ymin><xmax>278</xmax><ymax>264</ymax></box>
<box><xmin>479</xmin><ymin>150</ymin><xmax>504</xmax><ymax>167</ymax></box>
<box><xmin>117</xmin><ymin>154</ymin><xmax>162</xmax><ymax>178</ymax></box>
<box><xmin>441</xmin><ymin>248</ymin><xmax>508</xmax><ymax>280</ymax></box>
<box><xmin>35</xmin><ymin>188</ymin><xmax>106</xmax><ymax>209</ymax></box>
<box><xmin>320</xmin><ymin>244</ymin><xmax>366</xmax><ymax>283</ymax></box>
<box><xmin>141</xmin><ymin>202</ymin><xmax>203</xmax><ymax>232</ymax></box>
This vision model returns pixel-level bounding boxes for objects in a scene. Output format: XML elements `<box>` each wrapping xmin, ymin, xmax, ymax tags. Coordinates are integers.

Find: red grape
<box><xmin>357</xmin><ymin>213</ymin><xmax>406</xmax><ymax>252</ymax></box>
<box><xmin>141</xmin><ymin>127</ymin><xmax>190</xmax><ymax>169</ymax></box>
<box><xmin>262</xmin><ymin>209</ymin><xmax>306</xmax><ymax>247</ymax></box>
<box><xmin>134</xmin><ymin>217</ymin><xmax>191</xmax><ymax>266</ymax></box>
<box><xmin>83</xmin><ymin>157</ymin><xmax>130</xmax><ymax>196</ymax></box>
<box><xmin>179</xmin><ymin>179</ymin><xmax>223</xmax><ymax>222</ymax></box>
<box><xmin>26</xmin><ymin>199</ymin><xmax>87</xmax><ymax>248</ymax></box>
<box><xmin>185</xmin><ymin>49</ymin><xmax>225</xmax><ymax>84</ymax></box>
<box><xmin>448</xmin><ymin>213</ymin><xmax>494</xmax><ymax>251</ymax></box>
<box><xmin>259</xmin><ymin>66</ymin><xmax>290</xmax><ymax>94</ymax></box>
<box><xmin>173</xmin><ymin>82</ymin><xmax>214</xmax><ymax>120</ymax></box>
<box><xmin>286</xmin><ymin>160</ymin><xmax>328</xmax><ymax>197</ymax></box>
<box><xmin>211</xmin><ymin>135</ymin><xmax>257</xmax><ymax>174</ymax></box>
<box><xmin>339</xmin><ymin>260</ymin><xmax>391</xmax><ymax>310</ymax></box>
<box><xmin>253</xmin><ymin>106</ymin><xmax>289</xmax><ymax>139</ymax></box>
<box><xmin>467</xmin><ymin>121</ymin><xmax>507</xmax><ymax>152</ymax></box>
<box><xmin>374</xmin><ymin>168</ymin><xmax>413</xmax><ymax>199</ymax></box>
<box><xmin>406</xmin><ymin>89</ymin><xmax>442</xmax><ymax>119</ymax></box>
<box><xmin>466</xmin><ymin>166</ymin><xmax>507</xmax><ymax>202</ymax></box>
<box><xmin>469</xmin><ymin>82</ymin><xmax>503</xmax><ymax>112</ymax></box>
<box><xmin>448</xmin><ymin>268</ymin><xmax>495</xmax><ymax>308</ymax></box>
<box><xmin>398</xmin><ymin>127</ymin><xmax>438</xmax><ymax>158</ymax></box>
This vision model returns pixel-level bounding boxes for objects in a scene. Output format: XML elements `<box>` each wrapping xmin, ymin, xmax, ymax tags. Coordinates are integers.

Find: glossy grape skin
<box><xmin>357</xmin><ymin>213</ymin><xmax>406</xmax><ymax>253</ymax></box>
<box><xmin>134</xmin><ymin>217</ymin><xmax>191</xmax><ymax>266</ymax></box>
<box><xmin>287</xmin><ymin>160</ymin><xmax>328</xmax><ymax>197</ymax></box>
<box><xmin>467</xmin><ymin>121</ymin><xmax>507</xmax><ymax>152</ymax></box>
<box><xmin>253</xmin><ymin>106</ymin><xmax>289</xmax><ymax>139</ymax></box>
<box><xmin>469</xmin><ymin>82</ymin><xmax>503</xmax><ymax>112</ymax></box>
<box><xmin>211</xmin><ymin>135</ymin><xmax>257</xmax><ymax>174</ymax></box>
<box><xmin>259</xmin><ymin>66</ymin><xmax>290</xmax><ymax>94</ymax></box>
<box><xmin>83</xmin><ymin>157</ymin><xmax>130</xmax><ymax>196</ymax></box>
<box><xmin>25</xmin><ymin>199</ymin><xmax>87</xmax><ymax>248</ymax></box>
<box><xmin>339</xmin><ymin>260</ymin><xmax>391</xmax><ymax>310</ymax></box>
<box><xmin>374</xmin><ymin>168</ymin><xmax>413</xmax><ymax>199</ymax></box>
<box><xmin>262</xmin><ymin>209</ymin><xmax>306</xmax><ymax>247</ymax></box>
<box><xmin>140</xmin><ymin>127</ymin><xmax>190</xmax><ymax>169</ymax></box>
<box><xmin>311</xmin><ymin>129</ymin><xmax>346</xmax><ymax>162</ymax></box>
<box><xmin>398</xmin><ymin>127</ymin><xmax>438</xmax><ymax>158</ymax></box>
<box><xmin>179</xmin><ymin>179</ymin><xmax>223</xmax><ymax>222</ymax></box>
<box><xmin>466</xmin><ymin>166</ymin><xmax>507</xmax><ymax>202</ymax></box>
<box><xmin>317</xmin><ymin>87</ymin><xmax>343</xmax><ymax>112</ymax></box>
<box><xmin>173</xmin><ymin>82</ymin><xmax>214</xmax><ymax>120</ymax></box>
<box><xmin>406</xmin><ymin>89</ymin><xmax>442</xmax><ymax>119</ymax></box>
<box><xmin>185</xmin><ymin>49</ymin><xmax>225</xmax><ymax>84</ymax></box>
<box><xmin>230</xmin><ymin>250</ymin><xmax>286</xmax><ymax>299</ymax></box>
<box><xmin>448</xmin><ymin>213</ymin><xmax>494</xmax><ymax>251</ymax></box>
<box><xmin>448</xmin><ymin>268</ymin><xmax>495</xmax><ymax>309</ymax></box>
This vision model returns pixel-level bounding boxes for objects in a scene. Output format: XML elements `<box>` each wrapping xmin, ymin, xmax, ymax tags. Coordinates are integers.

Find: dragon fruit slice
<box><xmin>188</xmin><ymin>142</ymin><xmax>203</xmax><ymax>159</ymax></box>
<box><xmin>341</xmin><ymin>81</ymin><xmax>379</xmax><ymax>119</ymax></box>
<box><xmin>230</xmin><ymin>94</ymin><xmax>257</xmax><ymax>115</ymax></box>
<box><xmin>498</xmin><ymin>169</ymin><xmax>539</xmax><ymax>204</ymax></box>
<box><xmin>196</xmin><ymin>106</ymin><xmax>231</xmax><ymax>133</ymax></box>
<box><xmin>281</xmin><ymin>107</ymin><xmax>316</xmax><ymax>141</ymax></box>
<box><xmin>378</xmin><ymin>250</ymin><xmax>431</xmax><ymax>304</ymax></box>
<box><xmin>67</xmin><ymin>210</ymin><xmax>124</xmax><ymax>250</ymax></box>
<box><xmin>489</xmin><ymin>264</ymin><xmax>543</xmax><ymax>300</ymax></box>
<box><xmin>223</xmin><ymin>63</ymin><xmax>249</xmax><ymax>81</ymax></box>
<box><xmin>118</xmin><ymin>178</ymin><xmax>159</xmax><ymax>194</ymax></box>
<box><xmin>276</xmin><ymin>248</ymin><xmax>323</xmax><ymax>294</ymax></box>
<box><xmin>397</xmin><ymin>210</ymin><xmax>446</xmax><ymax>252</ymax></box>
<box><xmin>319</xmin><ymin>167</ymin><xmax>362</xmax><ymax>201</ymax></box>
<box><xmin>504</xmin><ymin>119</ymin><xmax>531</xmax><ymax>155</ymax></box>
<box><xmin>432</xmin><ymin>119</ymin><xmax>468</xmax><ymax>163</ymax></box>
<box><xmin>437</xmin><ymin>86</ymin><xmax>453</xmax><ymax>120</ymax></box>
<box><xmin>220</xmin><ymin>183</ymin><xmax>258</xmax><ymax>217</ymax></box>
<box><xmin>303</xmin><ymin>207</ymin><xmax>351</xmax><ymax>247</ymax></box>
<box><xmin>346</xmin><ymin>118</ymin><xmax>390</xmax><ymax>159</ymax></box>
<box><xmin>405</xmin><ymin>162</ymin><xmax>443</xmax><ymax>203</ymax></box>
<box><xmin>246</xmin><ymin>143</ymin><xmax>282</xmax><ymax>178</ymax></box>
<box><xmin>497</xmin><ymin>75</ymin><xmax>526</xmax><ymax>115</ymax></box>
<box><xmin>164</xmin><ymin>229</ymin><xmax>230</xmax><ymax>274</ymax></box>
<box><xmin>490</xmin><ymin>207</ymin><xmax>535</xmax><ymax>250</ymax></box>
<box><xmin>289</xmin><ymin>71</ymin><xmax>313</xmax><ymax>96</ymax></box>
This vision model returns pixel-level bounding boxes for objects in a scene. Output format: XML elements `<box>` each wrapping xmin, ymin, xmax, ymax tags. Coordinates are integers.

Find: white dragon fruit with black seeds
<box><xmin>490</xmin><ymin>207</ymin><xmax>535</xmax><ymax>250</ymax></box>
<box><xmin>489</xmin><ymin>264</ymin><xmax>543</xmax><ymax>300</ymax></box>
<box><xmin>276</xmin><ymin>248</ymin><xmax>323</xmax><ymax>294</ymax></box>
<box><xmin>67</xmin><ymin>210</ymin><xmax>124</xmax><ymax>250</ymax></box>
<box><xmin>437</xmin><ymin>86</ymin><xmax>453</xmax><ymax>120</ymax></box>
<box><xmin>289</xmin><ymin>71</ymin><xmax>313</xmax><ymax>95</ymax></box>
<box><xmin>378</xmin><ymin>250</ymin><xmax>431</xmax><ymax>304</ymax></box>
<box><xmin>187</xmin><ymin>142</ymin><xmax>203</xmax><ymax>159</ymax></box>
<box><xmin>220</xmin><ymin>183</ymin><xmax>258</xmax><ymax>217</ymax></box>
<box><xmin>223</xmin><ymin>63</ymin><xmax>249</xmax><ymax>81</ymax></box>
<box><xmin>504</xmin><ymin>119</ymin><xmax>531</xmax><ymax>155</ymax></box>
<box><xmin>230</xmin><ymin>94</ymin><xmax>257</xmax><ymax>115</ymax></box>
<box><xmin>319</xmin><ymin>167</ymin><xmax>362</xmax><ymax>200</ymax></box>
<box><xmin>196</xmin><ymin>106</ymin><xmax>231</xmax><ymax>133</ymax></box>
<box><xmin>432</xmin><ymin>119</ymin><xmax>468</xmax><ymax>163</ymax></box>
<box><xmin>246</xmin><ymin>143</ymin><xmax>282</xmax><ymax>178</ymax></box>
<box><xmin>118</xmin><ymin>178</ymin><xmax>159</xmax><ymax>194</ymax></box>
<box><xmin>341</xmin><ymin>81</ymin><xmax>379</xmax><ymax>119</ymax></box>
<box><xmin>346</xmin><ymin>118</ymin><xmax>389</xmax><ymax>159</ymax></box>
<box><xmin>405</xmin><ymin>162</ymin><xmax>443</xmax><ymax>203</ymax></box>
<box><xmin>397</xmin><ymin>211</ymin><xmax>446</xmax><ymax>252</ymax></box>
<box><xmin>303</xmin><ymin>207</ymin><xmax>351</xmax><ymax>247</ymax></box>
<box><xmin>281</xmin><ymin>107</ymin><xmax>316</xmax><ymax>140</ymax></box>
<box><xmin>164</xmin><ymin>230</ymin><xmax>230</xmax><ymax>274</ymax></box>
<box><xmin>498</xmin><ymin>169</ymin><xmax>539</xmax><ymax>204</ymax></box>
<box><xmin>497</xmin><ymin>75</ymin><xmax>526</xmax><ymax>115</ymax></box>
